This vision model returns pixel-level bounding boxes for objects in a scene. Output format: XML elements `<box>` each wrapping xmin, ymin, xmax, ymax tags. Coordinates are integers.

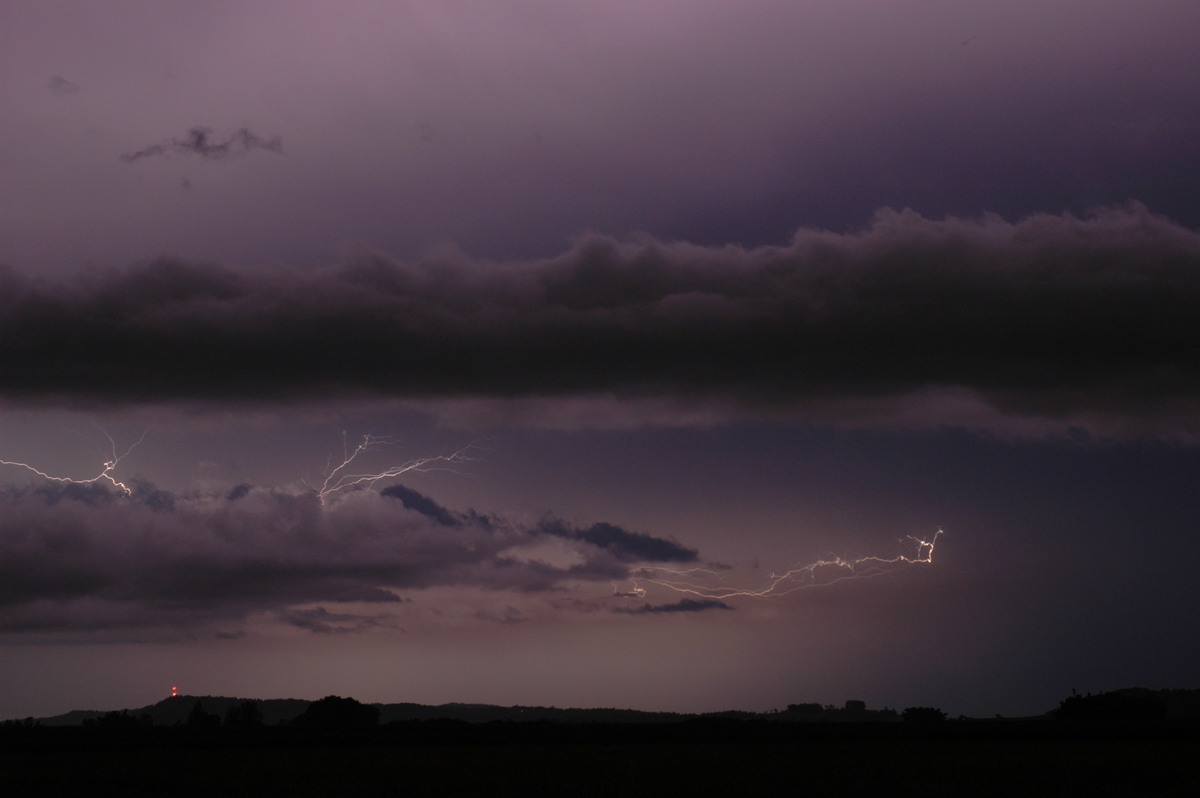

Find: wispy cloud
<box><xmin>121</xmin><ymin>127</ymin><xmax>283</xmax><ymax>162</ymax></box>
<box><xmin>46</xmin><ymin>75</ymin><xmax>80</xmax><ymax>96</ymax></box>
<box><xmin>278</xmin><ymin>606</ymin><xmax>402</xmax><ymax>634</ymax></box>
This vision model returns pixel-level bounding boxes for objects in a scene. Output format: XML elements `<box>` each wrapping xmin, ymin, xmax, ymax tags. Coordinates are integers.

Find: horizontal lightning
<box><xmin>627</xmin><ymin>530</ymin><xmax>942</xmax><ymax>600</ymax></box>
<box><xmin>1</xmin><ymin>430</ymin><xmax>475</xmax><ymax>504</ymax></box>
<box><xmin>3</xmin><ymin>430</ymin><xmax>937</xmax><ymax>605</ymax></box>
<box><xmin>0</xmin><ymin>429</ymin><xmax>146</xmax><ymax>495</ymax></box>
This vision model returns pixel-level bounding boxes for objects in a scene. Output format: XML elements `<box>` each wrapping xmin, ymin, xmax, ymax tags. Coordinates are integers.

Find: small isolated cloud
<box><xmin>46</xmin><ymin>75</ymin><xmax>80</xmax><ymax>95</ymax></box>
<box><xmin>615</xmin><ymin>598</ymin><xmax>733</xmax><ymax>614</ymax></box>
<box><xmin>121</xmin><ymin>126</ymin><xmax>283</xmax><ymax>162</ymax></box>
<box><xmin>0</xmin><ymin>481</ymin><xmax>700</xmax><ymax>638</ymax></box>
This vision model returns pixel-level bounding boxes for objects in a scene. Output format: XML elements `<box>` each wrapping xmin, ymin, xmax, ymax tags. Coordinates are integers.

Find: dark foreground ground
<box><xmin>3</xmin><ymin>720</ymin><xmax>1198</xmax><ymax>797</ymax></box>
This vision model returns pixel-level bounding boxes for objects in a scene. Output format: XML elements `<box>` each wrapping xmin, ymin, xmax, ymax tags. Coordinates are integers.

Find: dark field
<box><xmin>4</xmin><ymin>721</ymin><xmax>1197</xmax><ymax>797</ymax></box>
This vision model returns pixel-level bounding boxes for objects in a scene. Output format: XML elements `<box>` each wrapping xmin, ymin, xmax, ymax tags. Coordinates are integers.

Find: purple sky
<box><xmin>2</xmin><ymin>1</ymin><xmax>1200</xmax><ymax>720</ymax></box>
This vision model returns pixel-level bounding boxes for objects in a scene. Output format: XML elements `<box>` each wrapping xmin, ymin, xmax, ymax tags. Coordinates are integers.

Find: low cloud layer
<box><xmin>121</xmin><ymin>127</ymin><xmax>284</xmax><ymax>162</ymax></box>
<box><xmin>2</xmin><ymin>204</ymin><xmax>1198</xmax><ymax>436</ymax></box>
<box><xmin>0</xmin><ymin>481</ymin><xmax>692</xmax><ymax>637</ymax></box>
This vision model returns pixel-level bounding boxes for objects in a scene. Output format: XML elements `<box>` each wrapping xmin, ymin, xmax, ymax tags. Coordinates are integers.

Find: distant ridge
<box><xmin>32</xmin><ymin>697</ymin><xmax>894</xmax><ymax>726</ymax></box>
<box><xmin>37</xmin><ymin>696</ymin><xmax>312</xmax><ymax>727</ymax></box>
<box><xmin>24</xmin><ymin>688</ymin><xmax>1200</xmax><ymax>727</ymax></box>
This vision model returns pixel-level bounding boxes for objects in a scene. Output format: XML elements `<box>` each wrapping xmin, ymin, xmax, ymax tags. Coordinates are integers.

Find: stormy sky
<box><xmin>2</xmin><ymin>1</ymin><xmax>1199</xmax><ymax>720</ymax></box>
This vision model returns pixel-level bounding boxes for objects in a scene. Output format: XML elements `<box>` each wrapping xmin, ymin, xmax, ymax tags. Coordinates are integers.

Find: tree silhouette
<box><xmin>293</xmin><ymin>695</ymin><xmax>380</xmax><ymax>729</ymax></box>
<box><xmin>186</xmin><ymin>700</ymin><xmax>221</xmax><ymax>730</ymax></box>
<box><xmin>901</xmin><ymin>706</ymin><xmax>947</xmax><ymax>724</ymax></box>
<box><xmin>224</xmin><ymin>699</ymin><xmax>264</xmax><ymax>729</ymax></box>
<box><xmin>86</xmin><ymin>709</ymin><xmax>152</xmax><ymax>730</ymax></box>
<box><xmin>1054</xmin><ymin>690</ymin><xmax>1167</xmax><ymax>721</ymax></box>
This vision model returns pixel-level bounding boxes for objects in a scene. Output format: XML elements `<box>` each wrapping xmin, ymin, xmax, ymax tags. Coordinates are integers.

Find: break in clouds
<box><xmin>0</xmin><ymin>480</ymin><xmax>699</xmax><ymax>638</ymax></box>
<box><xmin>1</xmin><ymin>204</ymin><xmax>1198</xmax><ymax>437</ymax></box>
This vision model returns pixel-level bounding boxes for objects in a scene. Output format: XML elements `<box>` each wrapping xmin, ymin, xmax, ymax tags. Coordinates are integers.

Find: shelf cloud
<box><xmin>2</xmin><ymin>204</ymin><xmax>1197</xmax><ymax>437</ymax></box>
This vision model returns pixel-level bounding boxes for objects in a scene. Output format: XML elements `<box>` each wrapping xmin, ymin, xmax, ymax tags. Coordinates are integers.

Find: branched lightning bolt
<box><xmin>3</xmin><ymin>428</ymin><xmax>474</xmax><ymax>503</ymax></box>
<box><xmin>0</xmin><ymin>429</ymin><xmax>147</xmax><ymax>496</ymax></box>
<box><xmin>315</xmin><ymin>433</ymin><xmax>477</xmax><ymax>504</ymax></box>
<box><xmin>627</xmin><ymin>529</ymin><xmax>942</xmax><ymax>600</ymax></box>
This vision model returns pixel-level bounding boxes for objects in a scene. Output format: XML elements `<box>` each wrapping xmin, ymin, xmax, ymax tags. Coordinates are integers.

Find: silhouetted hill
<box><xmin>36</xmin><ymin>698</ymin><xmax>696</xmax><ymax>727</ymax></box>
<box><xmin>376</xmin><ymin>702</ymin><xmax>685</xmax><ymax>724</ymax></box>
<box><xmin>26</xmin><ymin>688</ymin><xmax>1200</xmax><ymax>728</ymax></box>
<box><xmin>39</xmin><ymin>696</ymin><xmax>311</xmax><ymax>727</ymax></box>
<box><xmin>33</xmin><ymin>696</ymin><xmax>902</xmax><ymax>727</ymax></box>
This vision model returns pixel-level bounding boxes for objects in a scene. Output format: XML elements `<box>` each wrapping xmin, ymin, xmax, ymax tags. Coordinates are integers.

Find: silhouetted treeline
<box><xmin>902</xmin><ymin>706</ymin><xmax>948</xmax><ymax>724</ymax></box>
<box><xmin>6</xmin><ymin>713</ymin><xmax>1200</xmax><ymax>757</ymax></box>
<box><xmin>36</xmin><ymin>695</ymin><xmax>311</xmax><ymax>727</ymax></box>
<box><xmin>186</xmin><ymin>700</ymin><xmax>221</xmax><ymax>730</ymax></box>
<box><xmin>223</xmin><ymin>699</ymin><xmax>264</xmax><ymax>729</ymax></box>
<box><xmin>12</xmin><ymin>687</ymin><xmax>1200</xmax><ymax>738</ymax></box>
<box><xmin>783</xmin><ymin>700</ymin><xmax>899</xmax><ymax>721</ymax></box>
<box><xmin>1055</xmin><ymin>688</ymin><xmax>1169</xmax><ymax>721</ymax></box>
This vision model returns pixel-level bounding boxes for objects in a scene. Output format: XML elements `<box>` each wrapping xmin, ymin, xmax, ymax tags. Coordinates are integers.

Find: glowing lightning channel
<box><xmin>316</xmin><ymin>433</ymin><xmax>476</xmax><ymax>504</ymax></box>
<box><xmin>627</xmin><ymin>529</ymin><xmax>942</xmax><ymax>600</ymax></box>
<box><xmin>0</xmin><ymin>429</ymin><xmax>147</xmax><ymax>496</ymax></box>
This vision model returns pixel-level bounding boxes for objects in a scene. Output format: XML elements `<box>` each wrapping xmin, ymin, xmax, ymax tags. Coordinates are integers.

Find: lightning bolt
<box><xmin>2</xmin><ymin>429</ymin><xmax>475</xmax><ymax>503</ymax></box>
<box><xmin>3</xmin><ymin>428</ymin><xmax>935</xmax><ymax>605</ymax></box>
<box><xmin>627</xmin><ymin>529</ymin><xmax>941</xmax><ymax>600</ymax></box>
<box><xmin>0</xmin><ymin>429</ymin><xmax>147</xmax><ymax>496</ymax></box>
<box><xmin>315</xmin><ymin>433</ymin><xmax>477</xmax><ymax>504</ymax></box>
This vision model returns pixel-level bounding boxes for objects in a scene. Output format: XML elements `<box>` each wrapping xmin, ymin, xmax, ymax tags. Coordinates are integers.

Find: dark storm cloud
<box><xmin>120</xmin><ymin>127</ymin><xmax>284</xmax><ymax>162</ymax></box>
<box><xmin>615</xmin><ymin>599</ymin><xmax>733</xmax><ymax>615</ymax></box>
<box><xmin>3</xmin><ymin>204</ymin><xmax>1199</xmax><ymax>435</ymax></box>
<box><xmin>380</xmin><ymin>484</ymin><xmax>462</xmax><ymax>528</ymax></box>
<box><xmin>539</xmin><ymin>520</ymin><xmax>697</xmax><ymax>563</ymax></box>
<box><xmin>0</xmin><ymin>483</ymin><xmax>689</xmax><ymax>636</ymax></box>
<box><xmin>379</xmin><ymin>482</ymin><xmax>693</xmax><ymax>564</ymax></box>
